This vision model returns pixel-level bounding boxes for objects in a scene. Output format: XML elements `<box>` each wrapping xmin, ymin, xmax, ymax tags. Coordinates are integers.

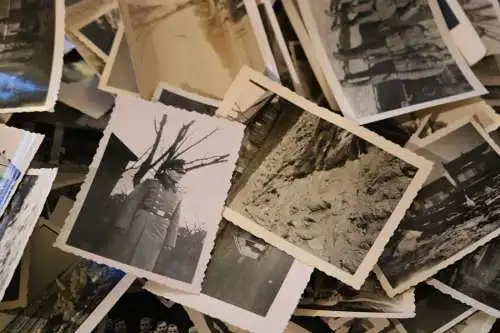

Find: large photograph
<box><xmin>428</xmin><ymin>237</ymin><xmax>500</xmax><ymax>318</ymax></box>
<box><xmin>296</xmin><ymin>270</ymin><xmax>415</xmax><ymax>318</ymax></box>
<box><xmin>145</xmin><ymin>219</ymin><xmax>312</xmax><ymax>333</ymax></box>
<box><xmin>56</xmin><ymin>95</ymin><xmax>244</xmax><ymax>293</ymax></box>
<box><xmin>459</xmin><ymin>0</ymin><xmax>500</xmax><ymax>55</ymax></box>
<box><xmin>119</xmin><ymin>0</ymin><xmax>268</xmax><ymax>100</ymax></box>
<box><xmin>377</xmin><ymin>117</ymin><xmax>500</xmax><ymax>296</ymax></box>
<box><xmin>221</xmin><ymin>68</ymin><xmax>432</xmax><ymax>289</ymax></box>
<box><xmin>0</xmin><ymin>168</ymin><xmax>56</xmax><ymax>302</ymax></box>
<box><xmin>0</xmin><ymin>0</ymin><xmax>63</xmax><ymax>113</ymax></box>
<box><xmin>298</xmin><ymin>0</ymin><xmax>485</xmax><ymax>124</ymax></box>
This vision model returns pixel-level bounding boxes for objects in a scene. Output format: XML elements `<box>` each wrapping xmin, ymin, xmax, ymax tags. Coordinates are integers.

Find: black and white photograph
<box><xmin>472</xmin><ymin>55</ymin><xmax>500</xmax><ymax>85</ymax></box>
<box><xmin>0</xmin><ymin>124</ymin><xmax>43</xmax><ymax>216</ymax></box>
<box><xmin>145</xmin><ymin>219</ymin><xmax>312</xmax><ymax>333</ymax></box>
<box><xmin>296</xmin><ymin>270</ymin><xmax>415</xmax><ymax>318</ymax></box>
<box><xmin>444</xmin><ymin>311</ymin><xmax>496</xmax><ymax>333</ymax></box>
<box><xmin>394</xmin><ymin>285</ymin><xmax>476</xmax><ymax>333</ymax></box>
<box><xmin>98</xmin><ymin>292</ymin><xmax>197</xmax><ymax>333</ymax></box>
<box><xmin>1</xmin><ymin>260</ymin><xmax>134</xmax><ymax>333</ymax></box>
<box><xmin>56</xmin><ymin>94</ymin><xmax>244</xmax><ymax>293</ymax></box>
<box><xmin>344</xmin><ymin>318</ymin><xmax>390</xmax><ymax>333</ymax></box>
<box><xmin>74</xmin><ymin>4</ymin><xmax>120</xmax><ymax>60</ymax></box>
<box><xmin>428</xmin><ymin>237</ymin><xmax>500</xmax><ymax>318</ymax></box>
<box><xmin>152</xmin><ymin>82</ymin><xmax>220</xmax><ymax>117</ymax></box>
<box><xmin>0</xmin><ymin>249</ymin><xmax>29</xmax><ymax>310</ymax></box>
<box><xmin>377</xmin><ymin>117</ymin><xmax>500</xmax><ymax>296</ymax></box>
<box><xmin>0</xmin><ymin>168</ymin><xmax>56</xmax><ymax>302</ymax></box>
<box><xmin>221</xmin><ymin>67</ymin><xmax>432</xmax><ymax>289</ymax></box>
<box><xmin>297</xmin><ymin>0</ymin><xmax>486</xmax><ymax>124</ymax></box>
<box><xmin>0</xmin><ymin>0</ymin><xmax>64</xmax><ymax>113</ymax></box>
<box><xmin>458</xmin><ymin>0</ymin><xmax>500</xmax><ymax>55</ymax></box>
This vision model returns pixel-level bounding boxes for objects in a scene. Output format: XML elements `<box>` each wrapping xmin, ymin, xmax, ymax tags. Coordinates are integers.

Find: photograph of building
<box><xmin>379</xmin><ymin>121</ymin><xmax>500</xmax><ymax>289</ymax></box>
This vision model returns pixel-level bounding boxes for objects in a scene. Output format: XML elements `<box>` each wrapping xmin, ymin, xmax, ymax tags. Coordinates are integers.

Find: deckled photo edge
<box><xmin>151</xmin><ymin>82</ymin><xmax>221</xmax><ymax>107</ymax></box>
<box><xmin>220</xmin><ymin>66</ymin><xmax>433</xmax><ymax>289</ymax></box>
<box><xmin>75</xmin><ymin>274</ymin><xmax>136</xmax><ymax>333</ymax></box>
<box><xmin>0</xmin><ymin>247</ymin><xmax>30</xmax><ymax>311</ymax></box>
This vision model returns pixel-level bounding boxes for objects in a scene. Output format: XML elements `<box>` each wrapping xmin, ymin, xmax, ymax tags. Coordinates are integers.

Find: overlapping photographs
<box><xmin>394</xmin><ymin>285</ymin><xmax>476</xmax><ymax>333</ymax></box>
<box><xmin>377</xmin><ymin>116</ymin><xmax>500</xmax><ymax>296</ymax></box>
<box><xmin>0</xmin><ymin>168</ymin><xmax>57</xmax><ymax>302</ymax></box>
<box><xmin>221</xmin><ymin>67</ymin><xmax>432</xmax><ymax>289</ymax></box>
<box><xmin>0</xmin><ymin>0</ymin><xmax>64</xmax><ymax>113</ymax></box>
<box><xmin>119</xmin><ymin>0</ymin><xmax>271</xmax><ymax>100</ymax></box>
<box><xmin>56</xmin><ymin>95</ymin><xmax>244</xmax><ymax>293</ymax></box>
<box><xmin>0</xmin><ymin>124</ymin><xmax>43</xmax><ymax>217</ymax></box>
<box><xmin>296</xmin><ymin>270</ymin><xmax>415</xmax><ymax>318</ymax></box>
<box><xmin>291</xmin><ymin>317</ymin><xmax>390</xmax><ymax>333</ymax></box>
<box><xmin>0</xmin><ymin>249</ymin><xmax>29</xmax><ymax>310</ymax></box>
<box><xmin>472</xmin><ymin>55</ymin><xmax>500</xmax><ymax>85</ymax></box>
<box><xmin>428</xmin><ymin>237</ymin><xmax>500</xmax><ymax>318</ymax></box>
<box><xmin>445</xmin><ymin>311</ymin><xmax>497</xmax><ymax>333</ymax></box>
<box><xmin>2</xmin><ymin>260</ymin><xmax>134</xmax><ymax>333</ymax></box>
<box><xmin>298</xmin><ymin>0</ymin><xmax>486</xmax><ymax>124</ymax></box>
<box><xmin>146</xmin><ymin>220</ymin><xmax>312</xmax><ymax>333</ymax></box>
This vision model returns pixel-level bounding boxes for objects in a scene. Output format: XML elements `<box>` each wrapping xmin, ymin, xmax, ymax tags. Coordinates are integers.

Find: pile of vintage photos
<box><xmin>4</xmin><ymin>0</ymin><xmax>500</xmax><ymax>332</ymax></box>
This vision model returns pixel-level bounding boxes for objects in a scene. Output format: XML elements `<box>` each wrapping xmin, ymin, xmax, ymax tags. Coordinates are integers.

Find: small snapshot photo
<box><xmin>222</xmin><ymin>68</ymin><xmax>432</xmax><ymax>289</ymax></box>
<box><xmin>152</xmin><ymin>82</ymin><xmax>220</xmax><ymax>116</ymax></box>
<box><xmin>296</xmin><ymin>270</ymin><xmax>415</xmax><ymax>318</ymax></box>
<box><xmin>56</xmin><ymin>95</ymin><xmax>244</xmax><ymax>293</ymax></box>
<box><xmin>0</xmin><ymin>0</ymin><xmax>64</xmax><ymax>112</ymax></box>
<box><xmin>145</xmin><ymin>219</ymin><xmax>312</xmax><ymax>333</ymax></box>
<box><xmin>2</xmin><ymin>260</ymin><xmax>133</xmax><ymax>333</ymax></box>
<box><xmin>377</xmin><ymin>118</ymin><xmax>500</xmax><ymax>296</ymax></box>
<box><xmin>395</xmin><ymin>285</ymin><xmax>475</xmax><ymax>333</ymax></box>
<box><xmin>75</xmin><ymin>4</ymin><xmax>121</xmax><ymax>60</ymax></box>
<box><xmin>459</xmin><ymin>0</ymin><xmax>500</xmax><ymax>55</ymax></box>
<box><xmin>428</xmin><ymin>237</ymin><xmax>500</xmax><ymax>318</ymax></box>
<box><xmin>297</xmin><ymin>0</ymin><xmax>485</xmax><ymax>124</ymax></box>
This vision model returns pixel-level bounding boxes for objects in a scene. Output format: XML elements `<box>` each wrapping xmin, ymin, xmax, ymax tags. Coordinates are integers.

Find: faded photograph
<box><xmin>79</xmin><ymin>7</ymin><xmax>120</xmax><ymax>57</ymax></box>
<box><xmin>0</xmin><ymin>0</ymin><xmax>61</xmax><ymax>110</ymax></box>
<box><xmin>433</xmin><ymin>237</ymin><xmax>500</xmax><ymax>317</ymax></box>
<box><xmin>379</xmin><ymin>122</ymin><xmax>500</xmax><ymax>289</ymax></box>
<box><xmin>298</xmin><ymin>270</ymin><xmax>413</xmax><ymax>315</ymax></box>
<box><xmin>228</xmin><ymin>80</ymin><xmax>419</xmax><ymax>275</ymax></box>
<box><xmin>2</xmin><ymin>260</ymin><xmax>126</xmax><ymax>333</ymax></box>
<box><xmin>459</xmin><ymin>0</ymin><xmax>500</xmax><ymax>55</ymax></box>
<box><xmin>398</xmin><ymin>285</ymin><xmax>472</xmax><ymax>333</ymax></box>
<box><xmin>62</xmin><ymin>96</ymin><xmax>243</xmax><ymax>289</ymax></box>
<box><xmin>302</xmin><ymin>0</ymin><xmax>478</xmax><ymax>121</ymax></box>
<box><xmin>101</xmin><ymin>292</ymin><xmax>196</xmax><ymax>333</ymax></box>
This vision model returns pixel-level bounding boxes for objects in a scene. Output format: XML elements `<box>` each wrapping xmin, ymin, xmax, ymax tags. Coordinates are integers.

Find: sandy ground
<box><xmin>230</xmin><ymin>111</ymin><xmax>414</xmax><ymax>273</ymax></box>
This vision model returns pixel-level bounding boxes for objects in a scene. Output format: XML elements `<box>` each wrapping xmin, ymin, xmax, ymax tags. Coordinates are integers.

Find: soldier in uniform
<box><xmin>104</xmin><ymin>160</ymin><xmax>185</xmax><ymax>271</ymax></box>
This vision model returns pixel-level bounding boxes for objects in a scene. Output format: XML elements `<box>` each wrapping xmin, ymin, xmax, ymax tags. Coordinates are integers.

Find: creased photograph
<box><xmin>0</xmin><ymin>168</ymin><xmax>57</xmax><ymax>302</ymax></box>
<box><xmin>146</xmin><ymin>219</ymin><xmax>312</xmax><ymax>333</ymax></box>
<box><xmin>428</xmin><ymin>237</ymin><xmax>500</xmax><ymax>318</ymax></box>
<box><xmin>221</xmin><ymin>67</ymin><xmax>432</xmax><ymax>289</ymax></box>
<box><xmin>296</xmin><ymin>270</ymin><xmax>415</xmax><ymax>319</ymax></box>
<box><xmin>377</xmin><ymin>116</ymin><xmax>500</xmax><ymax>296</ymax></box>
<box><xmin>298</xmin><ymin>0</ymin><xmax>486</xmax><ymax>124</ymax></box>
<box><xmin>394</xmin><ymin>285</ymin><xmax>476</xmax><ymax>333</ymax></box>
<box><xmin>0</xmin><ymin>124</ymin><xmax>43</xmax><ymax>217</ymax></box>
<box><xmin>119</xmin><ymin>0</ymin><xmax>270</xmax><ymax>100</ymax></box>
<box><xmin>56</xmin><ymin>94</ymin><xmax>244</xmax><ymax>293</ymax></box>
<box><xmin>0</xmin><ymin>0</ymin><xmax>64</xmax><ymax>113</ymax></box>
<box><xmin>2</xmin><ymin>260</ymin><xmax>134</xmax><ymax>333</ymax></box>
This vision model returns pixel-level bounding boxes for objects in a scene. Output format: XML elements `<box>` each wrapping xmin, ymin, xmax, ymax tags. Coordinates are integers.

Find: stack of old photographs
<box><xmin>4</xmin><ymin>0</ymin><xmax>500</xmax><ymax>333</ymax></box>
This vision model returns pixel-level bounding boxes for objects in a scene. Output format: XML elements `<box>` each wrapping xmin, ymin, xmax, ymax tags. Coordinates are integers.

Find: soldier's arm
<box><xmin>114</xmin><ymin>180</ymin><xmax>150</xmax><ymax>230</ymax></box>
<box><xmin>164</xmin><ymin>202</ymin><xmax>181</xmax><ymax>248</ymax></box>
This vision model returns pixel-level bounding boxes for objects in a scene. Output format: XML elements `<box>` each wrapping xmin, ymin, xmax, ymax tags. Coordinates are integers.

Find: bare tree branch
<box><xmin>184</xmin><ymin>154</ymin><xmax>230</xmax><ymax>172</ymax></box>
<box><xmin>171</xmin><ymin>127</ymin><xmax>219</xmax><ymax>161</ymax></box>
<box><xmin>151</xmin><ymin>121</ymin><xmax>195</xmax><ymax>170</ymax></box>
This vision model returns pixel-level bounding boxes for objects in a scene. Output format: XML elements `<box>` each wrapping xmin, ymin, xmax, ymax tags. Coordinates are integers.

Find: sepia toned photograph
<box><xmin>98</xmin><ymin>24</ymin><xmax>140</xmax><ymax>97</ymax></box>
<box><xmin>377</xmin><ymin>117</ymin><xmax>500</xmax><ymax>296</ymax></box>
<box><xmin>152</xmin><ymin>82</ymin><xmax>220</xmax><ymax>116</ymax></box>
<box><xmin>298</xmin><ymin>0</ymin><xmax>485</xmax><ymax>124</ymax></box>
<box><xmin>428</xmin><ymin>237</ymin><xmax>500</xmax><ymax>318</ymax></box>
<box><xmin>56</xmin><ymin>95</ymin><xmax>244</xmax><ymax>293</ymax></box>
<box><xmin>75</xmin><ymin>5</ymin><xmax>120</xmax><ymax>60</ymax></box>
<box><xmin>296</xmin><ymin>270</ymin><xmax>415</xmax><ymax>318</ymax></box>
<box><xmin>221</xmin><ymin>67</ymin><xmax>432</xmax><ymax>289</ymax></box>
<box><xmin>2</xmin><ymin>260</ymin><xmax>134</xmax><ymax>333</ymax></box>
<box><xmin>0</xmin><ymin>0</ymin><xmax>64</xmax><ymax>113</ymax></box>
<box><xmin>120</xmin><ymin>0</ymin><xmax>268</xmax><ymax>100</ymax></box>
<box><xmin>0</xmin><ymin>249</ymin><xmax>29</xmax><ymax>310</ymax></box>
<box><xmin>459</xmin><ymin>0</ymin><xmax>500</xmax><ymax>55</ymax></box>
<box><xmin>145</xmin><ymin>219</ymin><xmax>312</xmax><ymax>333</ymax></box>
<box><xmin>395</xmin><ymin>285</ymin><xmax>475</xmax><ymax>333</ymax></box>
